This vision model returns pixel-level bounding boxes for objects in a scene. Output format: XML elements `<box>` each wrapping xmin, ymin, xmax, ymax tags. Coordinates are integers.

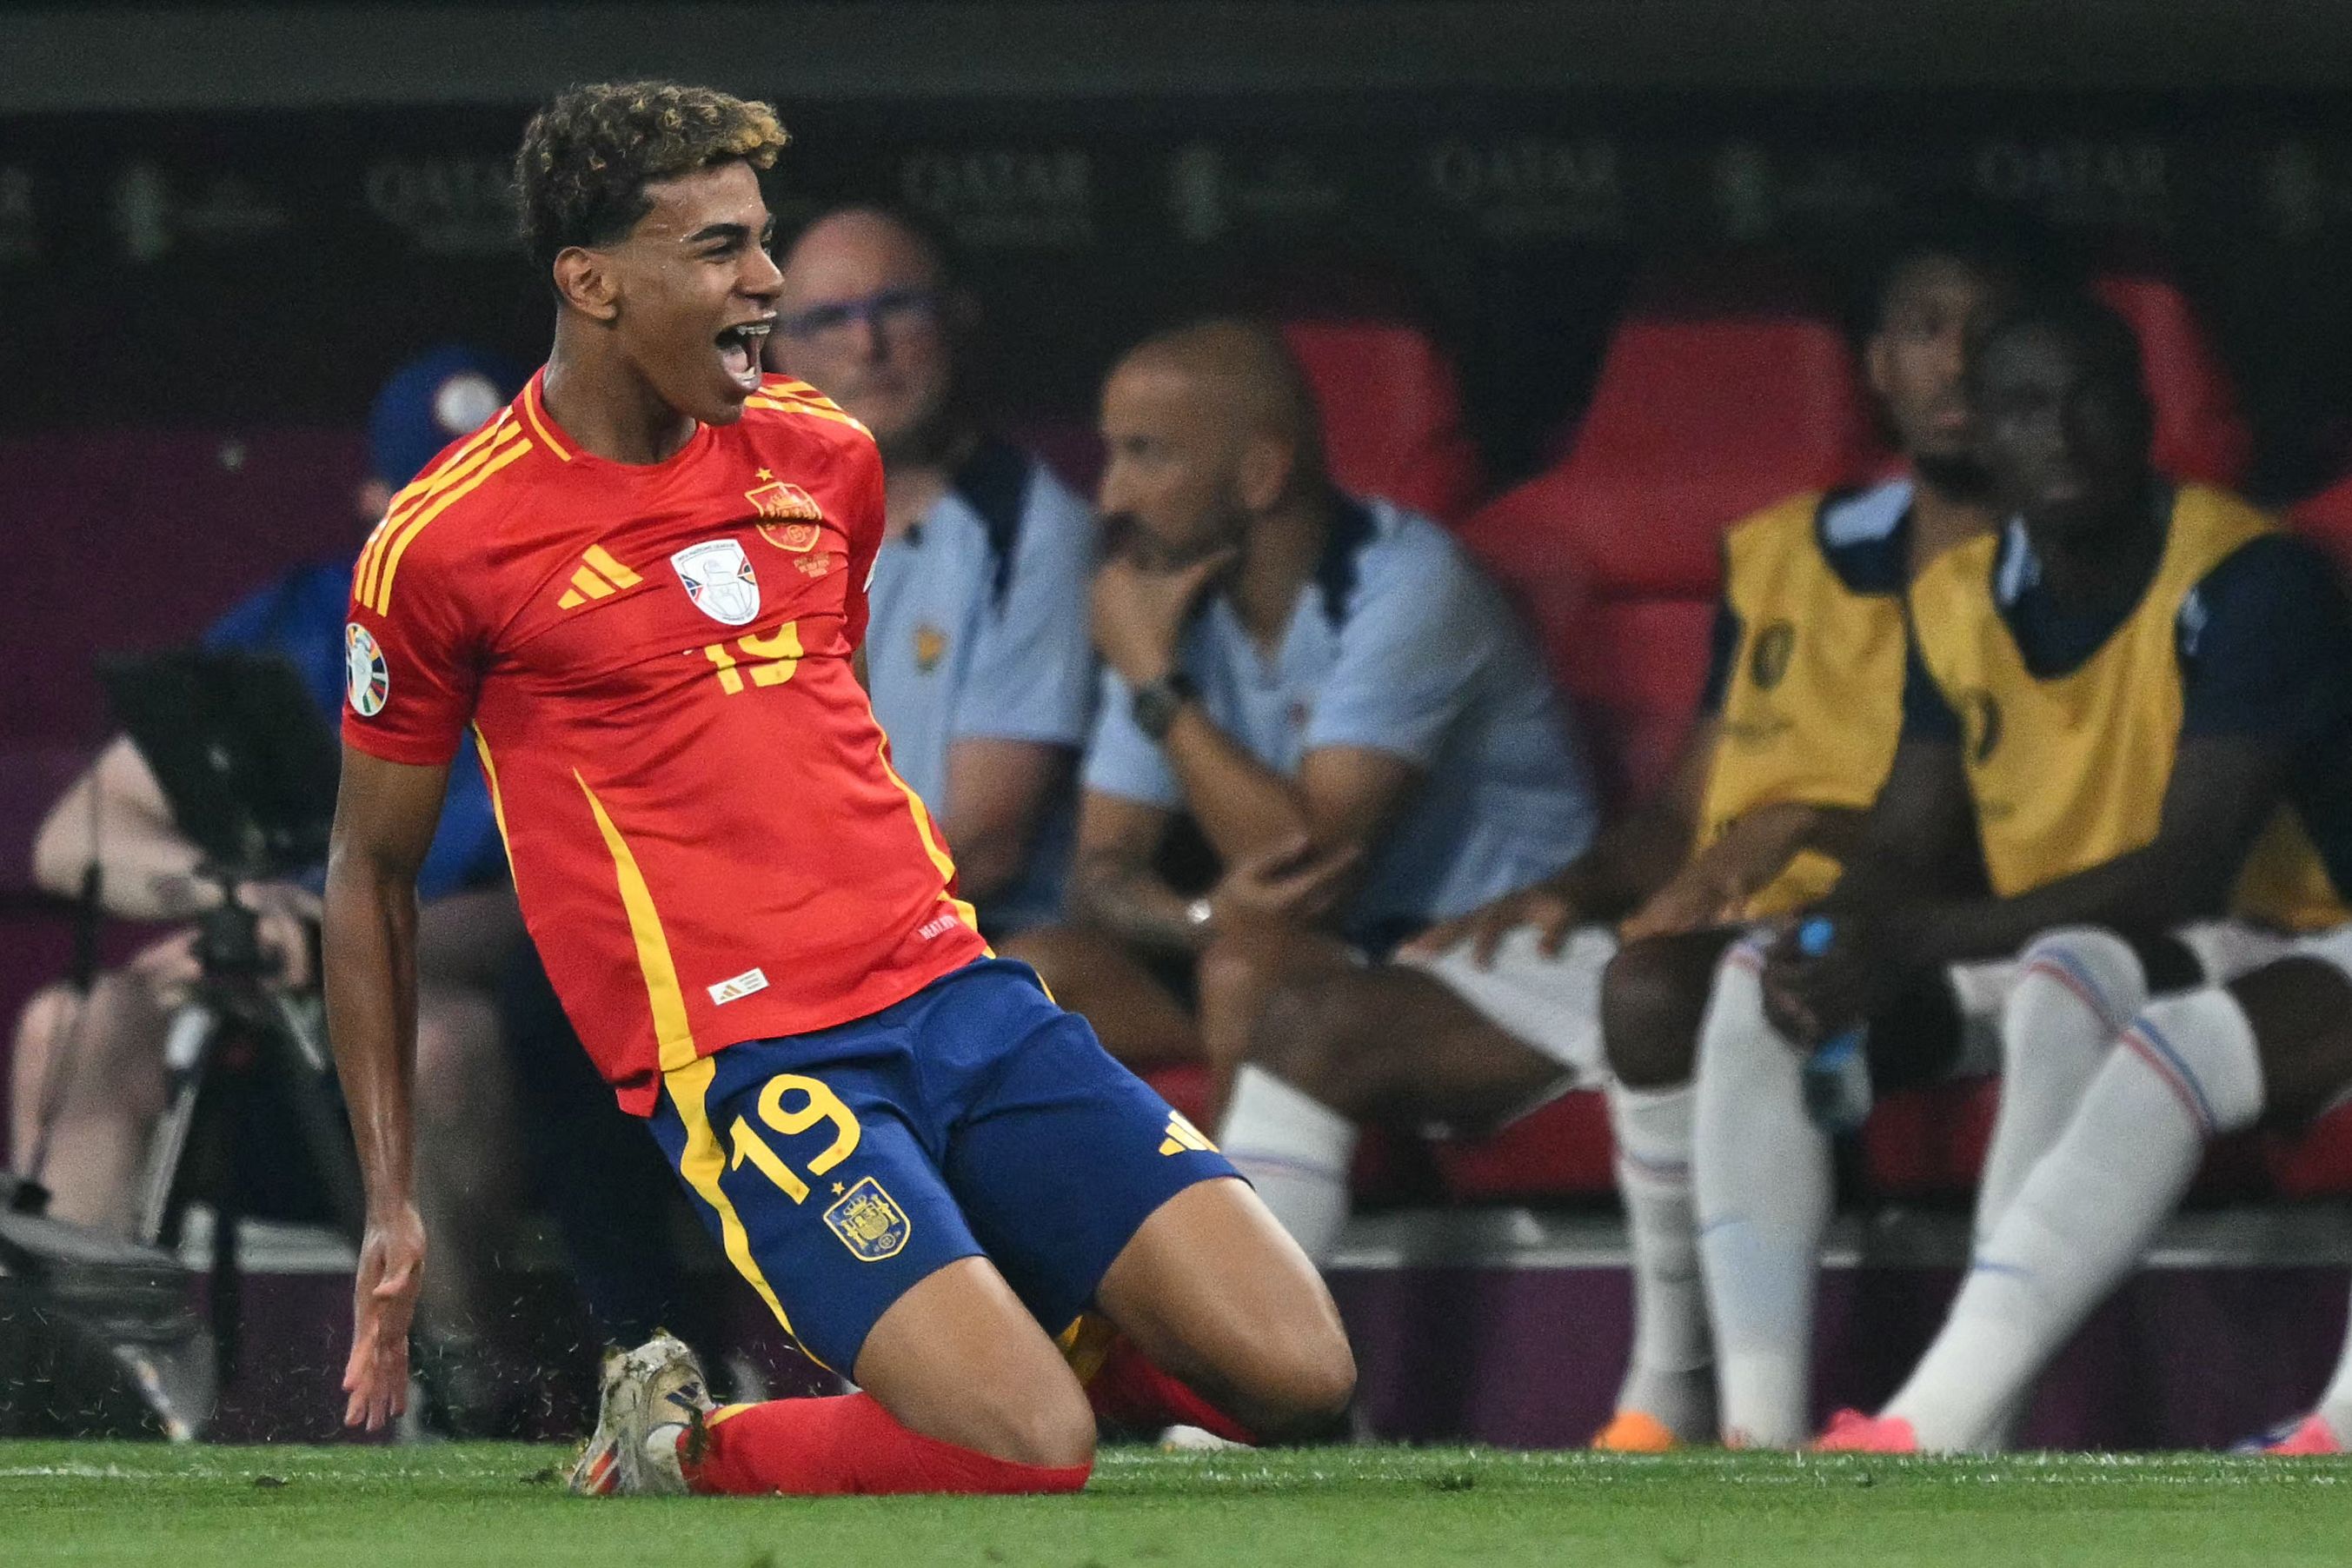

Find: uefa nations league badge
<box><xmin>672</xmin><ymin>538</ymin><xmax>762</xmax><ymax>626</ymax></box>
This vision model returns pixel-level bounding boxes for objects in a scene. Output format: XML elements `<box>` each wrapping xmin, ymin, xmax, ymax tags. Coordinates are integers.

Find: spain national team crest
<box><xmin>748</xmin><ymin>481</ymin><xmax>825</xmax><ymax>554</ymax></box>
<box><xmin>671</xmin><ymin>538</ymin><xmax>761</xmax><ymax>626</ymax></box>
<box><xmin>822</xmin><ymin>1176</ymin><xmax>910</xmax><ymax>1261</ymax></box>
<box><xmin>344</xmin><ymin>622</ymin><xmax>389</xmax><ymax>717</ymax></box>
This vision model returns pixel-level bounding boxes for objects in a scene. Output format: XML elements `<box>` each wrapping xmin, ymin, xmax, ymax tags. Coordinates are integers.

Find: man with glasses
<box><xmin>767</xmin><ymin>206</ymin><xmax>1095</xmax><ymax>935</ymax></box>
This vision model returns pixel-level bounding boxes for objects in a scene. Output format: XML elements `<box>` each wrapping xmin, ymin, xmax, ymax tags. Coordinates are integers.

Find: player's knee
<box><xmin>1600</xmin><ymin>943</ymin><xmax>1705</xmax><ymax>1089</ymax></box>
<box><xmin>1249</xmin><ymin>974</ymin><xmax>1385</xmax><ymax>1120</ymax></box>
<box><xmin>1246</xmin><ymin>1318</ymin><xmax>1358</xmax><ymax>1438</ymax></box>
<box><xmin>987</xmin><ymin>1378</ymin><xmax>1099</xmax><ymax>1471</ymax></box>
<box><xmin>2014</xmin><ymin>927</ymin><xmax>2148</xmax><ymax>1045</ymax></box>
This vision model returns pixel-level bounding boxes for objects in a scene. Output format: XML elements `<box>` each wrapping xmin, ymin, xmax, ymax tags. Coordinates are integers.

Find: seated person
<box><xmin>4</xmin><ymin>352</ymin><xmax>520</xmax><ymax>1372</ymax></box>
<box><xmin>1696</xmin><ymin>296</ymin><xmax>2352</xmax><ymax>1450</ymax></box>
<box><xmin>1005</xmin><ymin>319</ymin><xmax>1596</xmax><ymax>1100</ymax></box>
<box><xmin>768</xmin><ymin>206</ymin><xmax>1095</xmax><ymax>935</ymax></box>
<box><xmin>1218</xmin><ymin>237</ymin><xmax>2011</xmax><ymax>1452</ymax></box>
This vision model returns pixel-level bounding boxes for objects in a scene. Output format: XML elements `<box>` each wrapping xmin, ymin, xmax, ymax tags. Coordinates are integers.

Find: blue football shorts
<box><xmin>644</xmin><ymin>957</ymin><xmax>1238</xmax><ymax>1377</ymax></box>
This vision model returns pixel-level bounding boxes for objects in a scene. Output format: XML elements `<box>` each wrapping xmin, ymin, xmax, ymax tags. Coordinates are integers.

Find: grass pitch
<box><xmin>1</xmin><ymin>1442</ymin><xmax>2348</xmax><ymax>1567</ymax></box>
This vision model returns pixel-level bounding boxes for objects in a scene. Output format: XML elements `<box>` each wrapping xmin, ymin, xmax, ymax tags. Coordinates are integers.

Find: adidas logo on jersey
<box><xmin>558</xmin><ymin>544</ymin><xmax>644</xmax><ymax>608</ymax></box>
<box><xmin>1159</xmin><ymin>1111</ymin><xmax>1218</xmax><ymax>1157</ymax></box>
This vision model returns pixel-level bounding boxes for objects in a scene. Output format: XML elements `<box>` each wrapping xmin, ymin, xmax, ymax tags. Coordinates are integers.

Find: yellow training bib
<box><xmin>1698</xmin><ymin>490</ymin><xmax>1915</xmax><ymax>917</ymax></box>
<box><xmin>1906</xmin><ymin>484</ymin><xmax>2347</xmax><ymax>930</ymax></box>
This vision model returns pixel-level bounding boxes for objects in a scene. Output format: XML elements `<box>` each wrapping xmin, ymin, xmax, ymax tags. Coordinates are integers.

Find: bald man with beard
<box><xmin>1005</xmin><ymin>320</ymin><xmax>1598</xmax><ymax>1107</ymax></box>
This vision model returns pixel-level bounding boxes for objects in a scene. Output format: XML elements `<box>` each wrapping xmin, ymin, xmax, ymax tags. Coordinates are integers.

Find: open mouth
<box><xmin>714</xmin><ymin>319</ymin><xmax>774</xmax><ymax>390</ymax></box>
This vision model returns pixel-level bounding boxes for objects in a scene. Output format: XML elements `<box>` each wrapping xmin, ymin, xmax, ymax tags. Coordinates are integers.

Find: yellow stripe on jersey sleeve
<box><xmin>370</xmin><ymin>436</ymin><xmax>533</xmax><ymax>614</ymax></box>
<box><xmin>358</xmin><ymin>418</ymin><xmax>517</xmax><ymax>601</ymax></box>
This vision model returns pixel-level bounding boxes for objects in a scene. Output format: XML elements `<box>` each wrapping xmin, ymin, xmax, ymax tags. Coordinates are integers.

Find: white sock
<box><xmin>1884</xmin><ymin>987</ymin><xmax>2267</xmax><ymax>1452</ymax></box>
<box><xmin>1976</xmin><ymin>929</ymin><xmax>2147</xmax><ymax>1247</ymax></box>
<box><xmin>1692</xmin><ymin>944</ymin><xmax>1830</xmax><ymax>1448</ymax></box>
<box><xmin>1218</xmin><ymin>1065</ymin><xmax>1359</xmax><ymax>1266</ymax></box>
<box><xmin>1606</xmin><ymin>1080</ymin><xmax>1712</xmax><ymax>1437</ymax></box>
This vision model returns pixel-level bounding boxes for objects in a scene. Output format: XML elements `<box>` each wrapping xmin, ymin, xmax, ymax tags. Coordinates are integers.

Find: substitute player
<box><xmin>323</xmin><ymin>81</ymin><xmax>1352</xmax><ymax>1498</ymax></box>
<box><xmin>1708</xmin><ymin>295</ymin><xmax>2352</xmax><ymax>1448</ymax></box>
<box><xmin>1219</xmin><ymin>236</ymin><xmax>2011</xmax><ymax>1452</ymax></box>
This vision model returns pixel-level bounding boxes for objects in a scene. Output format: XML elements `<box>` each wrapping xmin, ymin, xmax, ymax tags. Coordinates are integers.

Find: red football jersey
<box><xmin>342</xmin><ymin>369</ymin><xmax>987</xmax><ymax>1113</ymax></box>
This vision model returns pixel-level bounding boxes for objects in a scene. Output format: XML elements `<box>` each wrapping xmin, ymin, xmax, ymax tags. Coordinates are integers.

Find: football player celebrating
<box><xmin>1217</xmin><ymin>236</ymin><xmax>2011</xmax><ymax>1452</ymax></box>
<box><xmin>323</xmin><ymin>82</ymin><xmax>1352</xmax><ymax>1497</ymax></box>
<box><xmin>1723</xmin><ymin>294</ymin><xmax>2352</xmax><ymax>1450</ymax></box>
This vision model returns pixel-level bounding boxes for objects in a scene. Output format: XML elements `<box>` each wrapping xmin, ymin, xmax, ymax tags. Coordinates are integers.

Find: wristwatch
<box><xmin>1131</xmin><ymin>671</ymin><xmax>1198</xmax><ymax>743</ymax></box>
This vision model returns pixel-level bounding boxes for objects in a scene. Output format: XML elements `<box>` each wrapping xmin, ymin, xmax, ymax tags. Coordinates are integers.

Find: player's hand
<box><xmin>1759</xmin><ymin>907</ymin><xmax>1923</xmax><ymax>1049</ymax></box>
<box><xmin>1619</xmin><ymin>861</ymin><xmax>1745</xmax><ymax>943</ymax></box>
<box><xmin>1090</xmin><ymin>546</ymin><xmax>1238</xmax><ymax>688</ymax></box>
<box><xmin>1400</xmin><ymin>877</ymin><xmax>1581</xmax><ymax>969</ymax></box>
<box><xmin>1210</xmin><ymin>835</ymin><xmax>1361</xmax><ymax>927</ymax></box>
<box><xmin>342</xmin><ymin>1201</ymin><xmax>426</xmax><ymax>1431</ymax></box>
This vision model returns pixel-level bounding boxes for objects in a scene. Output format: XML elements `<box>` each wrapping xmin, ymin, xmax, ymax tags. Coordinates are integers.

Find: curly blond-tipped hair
<box><xmin>515</xmin><ymin>80</ymin><xmax>789</xmax><ymax>268</ymax></box>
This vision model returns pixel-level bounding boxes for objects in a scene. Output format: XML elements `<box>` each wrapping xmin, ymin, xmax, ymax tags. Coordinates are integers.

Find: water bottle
<box><xmin>1795</xmin><ymin>916</ymin><xmax>1874</xmax><ymax>1133</ymax></box>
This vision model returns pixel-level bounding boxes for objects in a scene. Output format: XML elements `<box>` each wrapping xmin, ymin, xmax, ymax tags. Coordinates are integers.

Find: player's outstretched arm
<box><xmin>322</xmin><ymin>743</ymin><xmax>451</xmax><ymax>1431</ymax></box>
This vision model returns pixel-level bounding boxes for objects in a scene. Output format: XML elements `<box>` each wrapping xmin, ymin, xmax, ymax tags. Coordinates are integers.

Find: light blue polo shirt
<box><xmin>865</xmin><ymin>438</ymin><xmax>1097</xmax><ymax>934</ymax></box>
<box><xmin>1083</xmin><ymin>495</ymin><xmax>1597</xmax><ymax>947</ymax></box>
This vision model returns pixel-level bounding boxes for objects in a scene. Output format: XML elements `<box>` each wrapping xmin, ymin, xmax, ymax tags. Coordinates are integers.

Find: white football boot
<box><xmin>567</xmin><ymin>1332</ymin><xmax>717</xmax><ymax>1497</ymax></box>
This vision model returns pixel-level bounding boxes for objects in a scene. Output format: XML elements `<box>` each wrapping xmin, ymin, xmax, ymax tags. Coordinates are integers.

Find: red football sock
<box><xmin>1083</xmin><ymin>1334</ymin><xmax>1258</xmax><ymax>1446</ymax></box>
<box><xmin>683</xmin><ymin>1392</ymin><xmax>1093</xmax><ymax>1497</ymax></box>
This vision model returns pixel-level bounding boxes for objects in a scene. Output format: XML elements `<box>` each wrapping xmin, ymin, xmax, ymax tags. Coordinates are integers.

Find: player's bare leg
<box><xmin>1000</xmin><ymin>925</ymin><xmax>1200</xmax><ymax>1068</ymax></box>
<box><xmin>8</xmin><ymin>970</ymin><xmax>171</xmax><ymax>1234</ymax></box>
<box><xmin>1593</xmin><ymin>929</ymin><xmax>1737</xmax><ymax>1450</ymax></box>
<box><xmin>1091</xmin><ymin>1177</ymin><xmax>1355</xmax><ymax>1441</ymax></box>
<box><xmin>1195</xmin><ymin>919</ymin><xmax>1354</xmax><ymax>1115</ymax></box>
<box><xmin>1220</xmin><ymin>966</ymin><xmax>1565</xmax><ymax>1266</ymax></box>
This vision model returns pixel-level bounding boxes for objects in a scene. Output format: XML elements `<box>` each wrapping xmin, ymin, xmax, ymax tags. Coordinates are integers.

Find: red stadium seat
<box><xmin>2091</xmin><ymin>271</ymin><xmax>2255</xmax><ymax>489</ymax></box>
<box><xmin>1458</xmin><ymin>263</ymin><xmax>1879</xmax><ymax>806</ymax></box>
<box><xmin>1281</xmin><ymin>320</ymin><xmax>1487</xmax><ymax>523</ymax></box>
<box><xmin>2289</xmin><ymin>470</ymin><xmax>2352</xmax><ymax>573</ymax></box>
<box><xmin>1434</xmin><ymin>1088</ymin><xmax>1617</xmax><ymax>1200</ymax></box>
<box><xmin>2263</xmin><ymin>1100</ymin><xmax>2352</xmax><ymax>1199</ymax></box>
<box><xmin>1458</xmin><ymin>262</ymin><xmax>1884</xmax><ymax>601</ymax></box>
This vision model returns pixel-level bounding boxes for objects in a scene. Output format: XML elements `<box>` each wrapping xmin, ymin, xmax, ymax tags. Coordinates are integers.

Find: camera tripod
<box><xmin>133</xmin><ymin>865</ymin><xmax>366</xmax><ymax>1387</ymax></box>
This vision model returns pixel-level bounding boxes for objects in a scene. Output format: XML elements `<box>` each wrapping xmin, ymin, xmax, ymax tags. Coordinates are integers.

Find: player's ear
<box><xmin>553</xmin><ymin>246</ymin><xmax>621</xmax><ymax>323</ymax></box>
<box><xmin>1235</xmin><ymin>431</ymin><xmax>1294</xmax><ymax>515</ymax></box>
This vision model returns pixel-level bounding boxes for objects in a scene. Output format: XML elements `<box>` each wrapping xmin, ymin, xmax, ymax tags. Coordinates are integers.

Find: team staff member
<box><xmin>769</xmin><ymin>206</ymin><xmax>1094</xmax><ymax>934</ymax></box>
<box><xmin>326</xmin><ymin>82</ymin><xmax>1351</xmax><ymax>1498</ymax></box>
<box><xmin>1702</xmin><ymin>296</ymin><xmax>2352</xmax><ymax>1448</ymax></box>
<box><xmin>1003</xmin><ymin>318</ymin><xmax>1598</xmax><ymax>1101</ymax></box>
<box><xmin>1218</xmin><ymin>239</ymin><xmax>2010</xmax><ymax>1453</ymax></box>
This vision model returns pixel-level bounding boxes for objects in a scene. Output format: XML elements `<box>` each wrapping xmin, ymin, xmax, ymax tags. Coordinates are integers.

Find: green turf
<box><xmin>1</xmin><ymin>1441</ymin><xmax>2348</xmax><ymax>1566</ymax></box>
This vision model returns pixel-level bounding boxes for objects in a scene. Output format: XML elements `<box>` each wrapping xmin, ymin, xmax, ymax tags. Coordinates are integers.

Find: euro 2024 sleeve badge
<box><xmin>345</xmin><ymin>622</ymin><xmax>389</xmax><ymax>717</ymax></box>
<box><xmin>672</xmin><ymin>538</ymin><xmax>762</xmax><ymax>627</ymax></box>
